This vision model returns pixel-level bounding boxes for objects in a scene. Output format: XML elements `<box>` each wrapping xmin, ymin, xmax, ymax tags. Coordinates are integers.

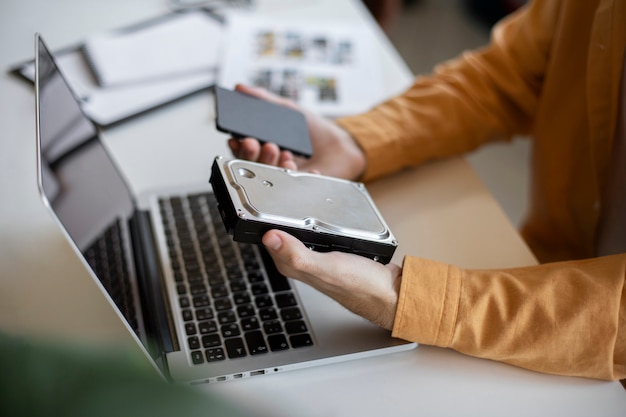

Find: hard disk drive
<box><xmin>209</xmin><ymin>156</ymin><xmax>398</xmax><ymax>264</ymax></box>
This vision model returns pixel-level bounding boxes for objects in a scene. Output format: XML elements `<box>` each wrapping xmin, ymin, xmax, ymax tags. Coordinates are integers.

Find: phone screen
<box><xmin>214</xmin><ymin>86</ymin><xmax>313</xmax><ymax>158</ymax></box>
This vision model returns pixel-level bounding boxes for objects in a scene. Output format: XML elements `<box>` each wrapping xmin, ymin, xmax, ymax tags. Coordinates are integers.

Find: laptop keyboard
<box><xmin>159</xmin><ymin>192</ymin><xmax>313</xmax><ymax>365</ymax></box>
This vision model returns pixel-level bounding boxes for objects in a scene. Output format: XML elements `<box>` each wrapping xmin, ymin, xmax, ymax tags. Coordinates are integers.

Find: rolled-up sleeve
<box><xmin>393</xmin><ymin>254</ymin><xmax>626</xmax><ymax>380</ymax></box>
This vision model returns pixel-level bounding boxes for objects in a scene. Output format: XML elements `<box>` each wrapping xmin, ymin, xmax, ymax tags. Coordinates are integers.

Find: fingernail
<box><xmin>262</xmin><ymin>233</ymin><xmax>282</xmax><ymax>251</ymax></box>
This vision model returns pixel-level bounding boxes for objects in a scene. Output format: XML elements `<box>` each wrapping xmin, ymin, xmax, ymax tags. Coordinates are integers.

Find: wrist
<box><xmin>336</xmin><ymin>125</ymin><xmax>367</xmax><ymax>181</ymax></box>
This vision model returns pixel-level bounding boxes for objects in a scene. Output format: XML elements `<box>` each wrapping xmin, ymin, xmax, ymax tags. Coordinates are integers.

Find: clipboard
<box><xmin>9</xmin><ymin>10</ymin><xmax>224</xmax><ymax>127</ymax></box>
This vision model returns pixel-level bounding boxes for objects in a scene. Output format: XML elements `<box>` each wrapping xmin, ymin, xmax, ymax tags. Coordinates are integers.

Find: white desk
<box><xmin>0</xmin><ymin>1</ymin><xmax>624</xmax><ymax>416</ymax></box>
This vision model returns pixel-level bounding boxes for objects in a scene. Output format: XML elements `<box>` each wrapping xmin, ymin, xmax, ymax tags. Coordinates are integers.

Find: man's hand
<box><xmin>227</xmin><ymin>84</ymin><xmax>367</xmax><ymax>181</ymax></box>
<box><xmin>262</xmin><ymin>229</ymin><xmax>401</xmax><ymax>330</ymax></box>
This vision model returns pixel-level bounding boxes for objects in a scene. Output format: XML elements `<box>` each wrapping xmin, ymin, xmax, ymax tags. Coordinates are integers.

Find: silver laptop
<box><xmin>34</xmin><ymin>33</ymin><xmax>415</xmax><ymax>384</ymax></box>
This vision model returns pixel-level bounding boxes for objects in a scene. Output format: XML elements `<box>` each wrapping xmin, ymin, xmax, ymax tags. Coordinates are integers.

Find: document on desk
<box><xmin>18</xmin><ymin>50</ymin><xmax>216</xmax><ymax>127</ymax></box>
<box><xmin>217</xmin><ymin>13</ymin><xmax>384</xmax><ymax>117</ymax></box>
<box><xmin>11</xmin><ymin>11</ymin><xmax>223</xmax><ymax>126</ymax></box>
<box><xmin>83</xmin><ymin>11</ymin><xmax>223</xmax><ymax>87</ymax></box>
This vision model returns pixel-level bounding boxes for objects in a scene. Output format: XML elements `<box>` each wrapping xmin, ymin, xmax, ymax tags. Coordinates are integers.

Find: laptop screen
<box><xmin>35</xmin><ymin>35</ymin><xmax>147</xmax><ymax>341</ymax></box>
<box><xmin>36</xmin><ymin>36</ymin><xmax>135</xmax><ymax>253</ymax></box>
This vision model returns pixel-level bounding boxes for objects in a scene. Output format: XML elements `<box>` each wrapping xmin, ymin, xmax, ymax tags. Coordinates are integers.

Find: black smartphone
<box><xmin>214</xmin><ymin>86</ymin><xmax>313</xmax><ymax>158</ymax></box>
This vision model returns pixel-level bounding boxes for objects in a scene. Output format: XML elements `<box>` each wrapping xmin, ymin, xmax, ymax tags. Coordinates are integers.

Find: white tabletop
<box><xmin>0</xmin><ymin>0</ymin><xmax>624</xmax><ymax>416</ymax></box>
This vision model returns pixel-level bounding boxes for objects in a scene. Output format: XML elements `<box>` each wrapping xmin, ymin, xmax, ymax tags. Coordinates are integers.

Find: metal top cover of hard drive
<box><xmin>210</xmin><ymin>156</ymin><xmax>398</xmax><ymax>263</ymax></box>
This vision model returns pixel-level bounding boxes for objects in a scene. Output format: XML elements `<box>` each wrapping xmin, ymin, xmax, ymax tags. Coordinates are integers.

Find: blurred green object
<box><xmin>0</xmin><ymin>332</ymin><xmax>250</xmax><ymax>417</ymax></box>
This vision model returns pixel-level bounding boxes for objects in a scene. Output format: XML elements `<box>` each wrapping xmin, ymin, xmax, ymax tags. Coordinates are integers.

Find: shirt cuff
<box><xmin>336</xmin><ymin>112</ymin><xmax>408</xmax><ymax>183</ymax></box>
<box><xmin>392</xmin><ymin>256</ymin><xmax>464</xmax><ymax>347</ymax></box>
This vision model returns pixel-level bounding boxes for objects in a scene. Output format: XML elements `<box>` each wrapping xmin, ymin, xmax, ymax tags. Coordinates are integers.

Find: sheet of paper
<box><xmin>83</xmin><ymin>11</ymin><xmax>223</xmax><ymax>86</ymax></box>
<box><xmin>217</xmin><ymin>12</ymin><xmax>384</xmax><ymax>117</ymax></box>
<box><xmin>18</xmin><ymin>48</ymin><xmax>215</xmax><ymax>127</ymax></box>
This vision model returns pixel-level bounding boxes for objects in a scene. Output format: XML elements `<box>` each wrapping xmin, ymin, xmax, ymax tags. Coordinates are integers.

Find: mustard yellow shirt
<box><xmin>337</xmin><ymin>0</ymin><xmax>626</xmax><ymax>380</ymax></box>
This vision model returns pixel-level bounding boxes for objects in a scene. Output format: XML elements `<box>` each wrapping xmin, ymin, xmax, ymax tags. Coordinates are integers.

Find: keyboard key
<box><xmin>281</xmin><ymin>307</ymin><xmax>303</xmax><ymax>321</ymax></box>
<box><xmin>221</xmin><ymin>323</ymin><xmax>241</xmax><ymax>338</ymax></box>
<box><xmin>259</xmin><ymin>307</ymin><xmax>278</xmax><ymax>321</ymax></box>
<box><xmin>251</xmin><ymin>283</ymin><xmax>269</xmax><ymax>295</ymax></box>
<box><xmin>214</xmin><ymin>297</ymin><xmax>233</xmax><ymax>311</ymax></box>
<box><xmin>190</xmin><ymin>283</ymin><xmax>207</xmax><ymax>295</ymax></box>
<box><xmin>173</xmin><ymin>270</ymin><xmax>184</xmax><ymax>282</ymax></box>
<box><xmin>184</xmin><ymin>322</ymin><xmax>197</xmax><ymax>336</ymax></box>
<box><xmin>202</xmin><ymin>334</ymin><xmax>221</xmax><ymax>348</ymax></box>
<box><xmin>226</xmin><ymin>267</ymin><xmax>243</xmax><ymax>281</ymax></box>
<box><xmin>236</xmin><ymin>304</ymin><xmax>255</xmax><ymax>319</ymax></box>
<box><xmin>182</xmin><ymin>309</ymin><xmax>193</xmax><ymax>321</ymax></box>
<box><xmin>233</xmin><ymin>292</ymin><xmax>251</xmax><ymax>305</ymax></box>
<box><xmin>205</xmin><ymin>348</ymin><xmax>226</xmax><ymax>362</ymax></box>
<box><xmin>192</xmin><ymin>294</ymin><xmax>210</xmax><ymax>308</ymax></box>
<box><xmin>188</xmin><ymin>336</ymin><xmax>200</xmax><ymax>350</ymax></box>
<box><xmin>185</xmin><ymin>262</ymin><xmax>201</xmax><ymax>276</ymax></box>
<box><xmin>195</xmin><ymin>307</ymin><xmax>213</xmax><ymax>321</ymax></box>
<box><xmin>243</xmin><ymin>257</ymin><xmax>260</xmax><ymax>270</ymax></box>
<box><xmin>254</xmin><ymin>295</ymin><xmax>273</xmax><ymax>309</ymax></box>
<box><xmin>205</xmin><ymin>264</ymin><xmax>221</xmax><ymax>276</ymax></box>
<box><xmin>285</xmin><ymin>320</ymin><xmax>308</xmax><ymax>334</ymax></box>
<box><xmin>275</xmin><ymin>292</ymin><xmax>297</xmax><ymax>308</ymax></box>
<box><xmin>183</xmin><ymin>252</ymin><xmax>199</xmax><ymax>264</ymax></box>
<box><xmin>247</xmin><ymin>271</ymin><xmax>265</xmax><ymax>284</ymax></box>
<box><xmin>263</xmin><ymin>320</ymin><xmax>283</xmax><ymax>335</ymax></box>
<box><xmin>198</xmin><ymin>320</ymin><xmax>218</xmax><ymax>334</ymax></box>
<box><xmin>211</xmin><ymin>284</ymin><xmax>229</xmax><ymax>298</ymax></box>
<box><xmin>207</xmin><ymin>273</ymin><xmax>224</xmax><ymax>286</ymax></box>
<box><xmin>217</xmin><ymin>310</ymin><xmax>236</xmax><ymax>324</ymax></box>
<box><xmin>225</xmin><ymin>337</ymin><xmax>247</xmax><ymax>358</ymax></box>
<box><xmin>170</xmin><ymin>196</ymin><xmax>183</xmax><ymax>207</ymax></box>
<box><xmin>245</xmin><ymin>331</ymin><xmax>268</xmax><ymax>355</ymax></box>
<box><xmin>290</xmin><ymin>333</ymin><xmax>313</xmax><ymax>348</ymax></box>
<box><xmin>230</xmin><ymin>279</ymin><xmax>247</xmax><ymax>293</ymax></box>
<box><xmin>179</xmin><ymin>296</ymin><xmax>190</xmax><ymax>308</ymax></box>
<box><xmin>187</xmin><ymin>272</ymin><xmax>204</xmax><ymax>283</ymax></box>
<box><xmin>191</xmin><ymin>350</ymin><xmax>204</xmax><ymax>364</ymax></box>
<box><xmin>267</xmin><ymin>334</ymin><xmax>289</xmax><ymax>352</ymax></box>
<box><xmin>241</xmin><ymin>317</ymin><xmax>260</xmax><ymax>331</ymax></box>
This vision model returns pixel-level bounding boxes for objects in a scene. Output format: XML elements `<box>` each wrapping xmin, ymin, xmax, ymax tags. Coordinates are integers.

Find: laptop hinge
<box><xmin>129</xmin><ymin>210</ymin><xmax>177</xmax><ymax>358</ymax></box>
